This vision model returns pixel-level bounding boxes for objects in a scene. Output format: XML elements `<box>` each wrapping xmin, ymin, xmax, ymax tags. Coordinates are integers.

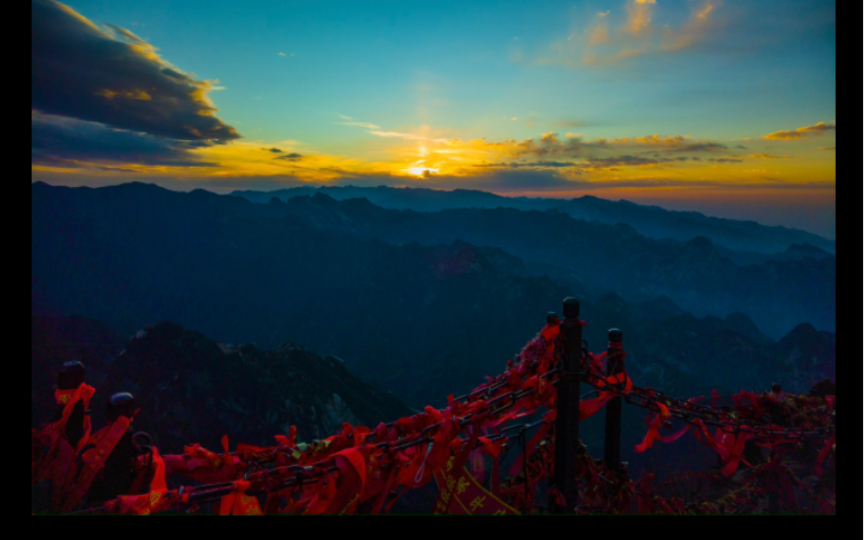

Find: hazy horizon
<box><xmin>32</xmin><ymin>178</ymin><xmax>835</xmax><ymax>240</ymax></box>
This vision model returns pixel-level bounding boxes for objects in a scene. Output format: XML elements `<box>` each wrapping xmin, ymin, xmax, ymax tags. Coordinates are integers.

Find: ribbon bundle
<box><xmin>33</xmin><ymin>317</ymin><xmax>835</xmax><ymax>514</ymax></box>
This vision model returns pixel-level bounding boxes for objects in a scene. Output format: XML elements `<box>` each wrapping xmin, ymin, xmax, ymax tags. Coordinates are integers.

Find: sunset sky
<box><xmin>31</xmin><ymin>0</ymin><xmax>836</xmax><ymax>237</ymax></box>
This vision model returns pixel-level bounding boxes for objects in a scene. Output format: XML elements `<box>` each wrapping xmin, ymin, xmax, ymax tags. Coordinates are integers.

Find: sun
<box><xmin>404</xmin><ymin>166</ymin><xmax>439</xmax><ymax>177</ymax></box>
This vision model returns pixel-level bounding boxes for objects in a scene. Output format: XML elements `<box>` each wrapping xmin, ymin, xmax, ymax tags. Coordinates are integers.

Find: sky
<box><xmin>31</xmin><ymin>0</ymin><xmax>836</xmax><ymax>238</ymax></box>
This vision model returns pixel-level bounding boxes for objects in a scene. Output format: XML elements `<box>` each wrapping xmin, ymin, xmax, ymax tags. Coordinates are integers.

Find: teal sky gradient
<box><xmin>61</xmin><ymin>0</ymin><xmax>834</xmax><ymax>145</ymax></box>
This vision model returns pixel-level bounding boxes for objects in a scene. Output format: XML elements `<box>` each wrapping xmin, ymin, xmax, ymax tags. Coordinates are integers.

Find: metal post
<box><xmin>552</xmin><ymin>297</ymin><xmax>582</xmax><ymax>513</ymax></box>
<box><xmin>94</xmin><ymin>393</ymin><xmax>137</xmax><ymax>503</ymax></box>
<box><xmin>56</xmin><ymin>361</ymin><xmax>87</xmax><ymax>448</ymax></box>
<box><xmin>603</xmin><ymin>329</ymin><xmax>624</xmax><ymax>470</ymax></box>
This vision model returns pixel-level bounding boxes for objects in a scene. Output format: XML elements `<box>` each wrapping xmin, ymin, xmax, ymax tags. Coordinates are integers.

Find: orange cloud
<box><xmin>587</xmin><ymin>21</ymin><xmax>611</xmax><ymax>45</ymax></box>
<box><xmin>624</xmin><ymin>0</ymin><xmax>657</xmax><ymax>38</ymax></box>
<box><xmin>747</xmin><ymin>153</ymin><xmax>787</xmax><ymax>159</ymax></box>
<box><xmin>612</xmin><ymin>134</ymin><xmax>688</xmax><ymax>145</ymax></box>
<box><xmin>763</xmin><ymin>122</ymin><xmax>836</xmax><ymax>140</ymax></box>
<box><xmin>660</xmin><ymin>1</ymin><xmax>720</xmax><ymax>52</ymax></box>
<box><xmin>543</xmin><ymin>0</ymin><xmax>721</xmax><ymax>67</ymax></box>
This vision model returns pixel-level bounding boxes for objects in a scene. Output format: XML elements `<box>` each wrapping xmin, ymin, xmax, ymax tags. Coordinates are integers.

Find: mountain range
<box><xmin>32</xmin><ymin>182</ymin><xmax>834</xmax><ymax>411</ymax></box>
<box><xmin>230</xmin><ymin>185</ymin><xmax>835</xmax><ymax>255</ymax></box>
<box><xmin>255</xmin><ymin>190</ymin><xmax>833</xmax><ymax>338</ymax></box>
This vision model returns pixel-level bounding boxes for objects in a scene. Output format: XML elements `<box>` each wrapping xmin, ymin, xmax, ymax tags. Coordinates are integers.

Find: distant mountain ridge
<box><xmin>262</xmin><ymin>191</ymin><xmax>834</xmax><ymax>338</ymax></box>
<box><xmin>32</xmin><ymin>182</ymin><xmax>834</xmax><ymax>409</ymax></box>
<box><xmin>230</xmin><ymin>185</ymin><xmax>835</xmax><ymax>254</ymax></box>
<box><xmin>32</xmin><ymin>183</ymin><xmax>836</xmax><ymax>339</ymax></box>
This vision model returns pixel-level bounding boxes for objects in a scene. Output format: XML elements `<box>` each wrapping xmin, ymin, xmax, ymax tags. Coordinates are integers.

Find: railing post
<box><xmin>94</xmin><ymin>393</ymin><xmax>137</xmax><ymax>503</ymax></box>
<box><xmin>552</xmin><ymin>297</ymin><xmax>582</xmax><ymax>513</ymax></box>
<box><xmin>603</xmin><ymin>329</ymin><xmax>624</xmax><ymax>470</ymax></box>
<box><xmin>56</xmin><ymin>361</ymin><xmax>87</xmax><ymax>448</ymax></box>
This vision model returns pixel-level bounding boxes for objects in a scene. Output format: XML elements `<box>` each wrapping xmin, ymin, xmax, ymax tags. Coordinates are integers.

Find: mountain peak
<box><xmin>784</xmin><ymin>243</ymin><xmax>830</xmax><ymax>258</ymax></box>
<box><xmin>723</xmin><ymin>312</ymin><xmax>772</xmax><ymax>345</ymax></box>
<box><xmin>311</xmin><ymin>191</ymin><xmax>338</xmax><ymax>204</ymax></box>
<box><xmin>684</xmin><ymin>236</ymin><xmax>715</xmax><ymax>250</ymax></box>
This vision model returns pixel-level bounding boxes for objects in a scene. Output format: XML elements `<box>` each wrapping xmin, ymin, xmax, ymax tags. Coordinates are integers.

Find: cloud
<box><xmin>659</xmin><ymin>1</ymin><xmax>720</xmax><ymax>52</ymax></box>
<box><xmin>587</xmin><ymin>21</ymin><xmax>611</xmax><ymax>45</ymax></box>
<box><xmin>336</xmin><ymin>114</ymin><xmax>382</xmax><ymax>130</ymax></box>
<box><xmin>370</xmin><ymin>131</ymin><xmax>444</xmax><ymax>142</ymax></box>
<box><xmin>101</xmin><ymin>23</ymin><xmax>147</xmax><ymax>45</ymax></box>
<box><xmin>818</xmin><ymin>147</ymin><xmax>835</xmax><ymax>151</ymax></box>
<box><xmin>31</xmin><ymin>111</ymin><xmax>217</xmax><ymax>167</ymax></box>
<box><xmin>747</xmin><ymin>153</ymin><xmax>786</xmax><ymax>159</ymax></box>
<box><xmin>584</xmin><ymin>155</ymin><xmax>675</xmax><ymax>168</ymax></box>
<box><xmin>32</xmin><ymin>0</ymin><xmax>239</xmax><ymax>142</ymax></box>
<box><xmin>541</xmin><ymin>0</ymin><xmax>722</xmax><ymax>67</ymax></box>
<box><xmin>274</xmin><ymin>152</ymin><xmax>304</xmax><ymax>161</ymax></box>
<box><xmin>339</xmin><ymin>121</ymin><xmax>381</xmax><ymax>129</ymax></box>
<box><xmin>704</xmin><ymin>154</ymin><xmax>788</xmax><ymax>163</ymax></box>
<box><xmin>662</xmin><ymin>142</ymin><xmax>727</xmax><ymax>153</ymax></box>
<box><xmin>459</xmin><ymin>169</ymin><xmax>577</xmax><ymax>190</ymax></box>
<box><xmin>474</xmin><ymin>161</ymin><xmax>581</xmax><ymax>169</ymax></box>
<box><xmin>266</xmin><ymin>147</ymin><xmax>283</xmax><ymax>153</ymax></box>
<box><xmin>442</xmin><ymin>132</ymin><xmax>727</xmax><ymax>165</ymax></box>
<box><xmin>278</xmin><ymin>52</ymin><xmax>286</xmax><ymax>56</ymax></box>
<box><xmin>763</xmin><ymin>122</ymin><xmax>836</xmax><ymax>140</ymax></box>
<box><xmin>624</xmin><ymin>0</ymin><xmax>657</xmax><ymax>38</ymax></box>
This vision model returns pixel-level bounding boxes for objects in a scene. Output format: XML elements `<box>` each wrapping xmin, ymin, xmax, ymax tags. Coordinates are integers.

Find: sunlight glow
<box><xmin>404</xmin><ymin>166</ymin><xmax>439</xmax><ymax>176</ymax></box>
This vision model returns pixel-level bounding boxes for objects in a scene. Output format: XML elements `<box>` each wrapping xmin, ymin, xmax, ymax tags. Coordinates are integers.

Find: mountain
<box><xmin>31</xmin><ymin>317</ymin><xmax>411</xmax><ymax>453</ymax></box>
<box><xmin>774</xmin><ymin>323</ymin><xmax>836</xmax><ymax>396</ymax></box>
<box><xmin>32</xmin><ymin>182</ymin><xmax>834</xmax><ymax>410</ymax></box>
<box><xmin>262</xmin><ymin>192</ymin><xmax>835</xmax><ymax>338</ymax></box>
<box><xmin>715</xmin><ymin>242</ymin><xmax>833</xmax><ymax>266</ymax></box>
<box><xmin>230</xmin><ymin>186</ymin><xmax>835</xmax><ymax>254</ymax></box>
<box><xmin>31</xmin><ymin>182</ymin><xmax>571</xmax><ymax>407</ymax></box>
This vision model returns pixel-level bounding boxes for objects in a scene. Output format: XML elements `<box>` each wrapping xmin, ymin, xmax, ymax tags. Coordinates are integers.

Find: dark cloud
<box><xmin>266</xmin><ymin>147</ymin><xmax>284</xmax><ymax>153</ymax></box>
<box><xmin>707</xmin><ymin>157</ymin><xmax>744</xmax><ymax>163</ymax></box>
<box><xmin>474</xmin><ymin>154</ymin><xmax>699</xmax><ymax>171</ymax></box>
<box><xmin>474</xmin><ymin>161</ymin><xmax>579</xmax><ymax>169</ymax></box>
<box><xmin>663</xmin><ymin>142</ymin><xmax>727</xmax><ymax>153</ymax></box>
<box><xmin>503</xmin><ymin>133</ymin><xmax>585</xmax><ymax>158</ymax></box>
<box><xmin>101</xmin><ymin>23</ymin><xmax>147</xmax><ymax>45</ymax></box>
<box><xmin>463</xmin><ymin>169</ymin><xmax>576</xmax><ymax>190</ymax></box>
<box><xmin>96</xmin><ymin>166</ymin><xmax>136</xmax><ymax>173</ymax></box>
<box><xmin>32</xmin><ymin>112</ymin><xmax>217</xmax><ymax>167</ymax></box>
<box><xmin>274</xmin><ymin>152</ymin><xmax>304</xmax><ymax>161</ymax></box>
<box><xmin>489</xmin><ymin>133</ymin><xmax>729</xmax><ymax>160</ymax></box>
<box><xmin>585</xmin><ymin>155</ymin><xmax>671</xmax><ymax>168</ymax></box>
<box><xmin>32</xmin><ymin>0</ymin><xmax>240</xmax><ymax>142</ymax></box>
